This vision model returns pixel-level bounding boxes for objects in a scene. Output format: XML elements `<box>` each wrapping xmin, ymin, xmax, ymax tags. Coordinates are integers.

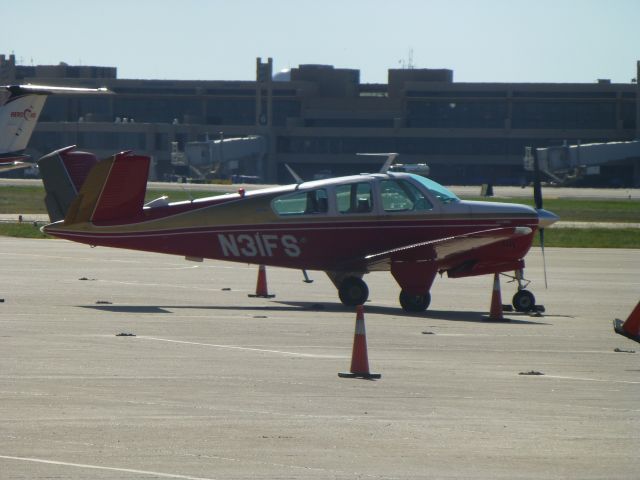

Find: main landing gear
<box><xmin>329</xmin><ymin>273</ymin><xmax>433</xmax><ymax>313</ymax></box>
<box><xmin>399</xmin><ymin>290</ymin><xmax>431</xmax><ymax>312</ymax></box>
<box><xmin>337</xmin><ymin>276</ymin><xmax>369</xmax><ymax>307</ymax></box>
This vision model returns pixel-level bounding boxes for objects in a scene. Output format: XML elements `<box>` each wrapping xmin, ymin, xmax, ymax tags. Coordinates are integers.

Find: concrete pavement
<box><xmin>1</xmin><ymin>238</ymin><xmax>639</xmax><ymax>479</ymax></box>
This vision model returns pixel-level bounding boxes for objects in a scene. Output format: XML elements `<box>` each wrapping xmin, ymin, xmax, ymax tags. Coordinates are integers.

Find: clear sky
<box><xmin>3</xmin><ymin>0</ymin><xmax>638</xmax><ymax>84</ymax></box>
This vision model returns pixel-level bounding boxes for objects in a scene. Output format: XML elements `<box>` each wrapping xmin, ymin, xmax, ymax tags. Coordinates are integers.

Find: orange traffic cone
<box><xmin>613</xmin><ymin>301</ymin><xmax>640</xmax><ymax>343</ymax></box>
<box><xmin>248</xmin><ymin>264</ymin><xmax>275</xmax><ymax>298</ymax></box>
<box><xmin>339</xmin><ymin>305</ymin><xmax>381</xmax><ymax>379</ymax></box>
<box><xmin>483</xmin><ymin>273</ymin><xmax>510</xmax><ymax>322</ymax></box>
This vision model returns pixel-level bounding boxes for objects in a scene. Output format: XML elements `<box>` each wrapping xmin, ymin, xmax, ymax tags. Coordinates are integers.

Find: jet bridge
<box><xmin>171</xmin><ymin>135</ymin><xmax>267</xmax><ymax>182</ymax></box>
<box><xmin>525</xmin><ymin>140</ymin><xmax>640</xmax><ymax>187</ymax></box>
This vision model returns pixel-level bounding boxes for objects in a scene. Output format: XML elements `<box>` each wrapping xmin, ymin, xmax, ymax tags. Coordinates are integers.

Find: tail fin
<box><xmin>1</xmin><ymin>84</ymin><xmax>111</xmax><ymax>158</ymax></box>
<box><xmin>73</xmin><ymin>150</ymin><xmax>150</xmax><ymax>224</ymax></box>
<box><xmin>38</xmin><ymin>146</ymin><xmax>99</xmax><ymax>222</ymax></box>
<box><xmin>0</xmin><ymin>87</ymin><xmax>48</xmax><ymax>156</ymax></box>
<box><xmin>39</xmin><ymin>147</ymin><xmax>150</xmax><ymax>225</ymax></box>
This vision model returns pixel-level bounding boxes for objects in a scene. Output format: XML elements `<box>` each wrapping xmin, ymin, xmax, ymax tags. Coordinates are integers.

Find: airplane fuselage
<box><xmin>44</xmin><ymin>173</ymin><xmax>539</xmax><ymax>276</ymax></box>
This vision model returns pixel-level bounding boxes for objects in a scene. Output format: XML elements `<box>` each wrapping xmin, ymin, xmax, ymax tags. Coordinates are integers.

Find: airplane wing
<box><xmin>0</xmin><ymin>155</ymin><xmax>33</xmax><ymax>173</ymax></box>
<box><xmin>4</xmin><ymin>85</ymin><xmax>111</xmax><ymax>95</ymax></box>
<box><xmin>0</xmin><ymin>162</ymin><xmax>29</xmax><ymax>173</ymax></box>
<box><xmin>358</xmin><ymin>226</ymin><xmax>533</xmax><ymax>271</ymax></box>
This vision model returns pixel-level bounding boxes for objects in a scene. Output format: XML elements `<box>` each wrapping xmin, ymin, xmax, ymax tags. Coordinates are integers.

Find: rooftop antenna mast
<box><xmin>399</xmin><ymin>48</ymin><xmax>415</xmax><ymax>69</ymax></box>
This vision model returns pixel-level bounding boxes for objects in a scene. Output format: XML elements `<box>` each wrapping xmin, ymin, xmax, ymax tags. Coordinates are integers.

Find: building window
<box><xmin>272</xmin><ymin>100</ymin><xmax>300</xmax><ymax>126</ymax></box>
<box><xmin>511</xmin><ymin>102</ymin><xmax>616</xmax><ymax>129</ymax></box>
<box><xmin>621</xmin><ymin>102</ymin><xmax>636</xmax><ymax>129</ymax></box>
<box><xmin>154</xmin><ymin>133</ymin><xmax>168</xmax><ymax>150</ymax></box>
<box><xmin>407</xmin><ymin>100</ymin><xmax>507</xmax><ymax>128</ymax></box>
<box><xmin>113</xmin><ymin>97</ymin><xmax>201</xmax><ymax>124</ymax></box>
<box><xmin>206</xmin><ymin>98</ymin><xmax>255</xmax><ymax>125</ymax></box>
<box><xmin>77</xmin><ymin>132</ymin><xmax>146</xmax><ymax>150</ymax></box>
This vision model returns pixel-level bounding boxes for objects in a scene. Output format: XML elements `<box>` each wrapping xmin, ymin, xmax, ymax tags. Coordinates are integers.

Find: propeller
<box><xmin>532</xmin><ymin>153</ymin><xmax>548</xmax><ymax>288</ymax></box>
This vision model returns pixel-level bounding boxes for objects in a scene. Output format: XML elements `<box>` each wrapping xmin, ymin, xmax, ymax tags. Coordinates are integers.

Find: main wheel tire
<box><xmin>512</xmin><ymin>290</ymin><xmax>535</xmax><ymax>312</ymax></box>
<box><xmin>338</xmin><ymin>277</ymin><xmax>369</xmax><ymax>306</ymax></box>
<box><xmin>399</xmin><ymin>290</ymin><xmax>431</xmax><ymax>312</ymax></box>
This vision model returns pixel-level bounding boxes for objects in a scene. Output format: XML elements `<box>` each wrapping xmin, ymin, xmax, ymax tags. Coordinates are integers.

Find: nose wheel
<box><xmin>512</xmin><ymin>289</ymin><xmax>535</xmax><ymax>312</ymax></box>
<box><xmin>508</xmin><ymin>269</ymin><xmax>537</xmax><ymax>312</ymax></box>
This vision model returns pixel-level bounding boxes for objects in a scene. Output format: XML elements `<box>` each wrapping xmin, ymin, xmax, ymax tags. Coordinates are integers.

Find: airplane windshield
<box><xmin>408</xmin><ymin>174</ymin><xmax>460</xmax><ymax>204</ymax></box>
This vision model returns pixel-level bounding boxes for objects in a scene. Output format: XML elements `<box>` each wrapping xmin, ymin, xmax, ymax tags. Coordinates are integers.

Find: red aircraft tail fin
<box><xmin>38</xmin><ymin>146</ymin><xmax>99</xmax><ymax>223</ymax></box>
<box><xmin>90</xmin><ymin>151</ymin><xmax>150</xmax><ymax>223</ymax></box>
<box><xmin>63</xmin><ymin>151</ymin><xmax>150</xmax><ymax>225</ymax></box>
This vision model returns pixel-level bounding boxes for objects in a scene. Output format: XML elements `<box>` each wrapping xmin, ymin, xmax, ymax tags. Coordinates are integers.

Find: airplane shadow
<box><xmin>79</xmin><ymin>301</ymin><xmax>550</xmax><ymax>325</ymax></box>
<box><xmin>282</xmin><ymin>302</ymin><xmax>550</xmax><ymax>325</ymax></box>
<box><xmin>79</xmin><ymin>304</ymin><xmax>307</xmax><ymax>314</ymax></box>
<box><xmin>418</xmin><ymin>309</ymin><xmax>550</xmax><ymax>325</ymax></box>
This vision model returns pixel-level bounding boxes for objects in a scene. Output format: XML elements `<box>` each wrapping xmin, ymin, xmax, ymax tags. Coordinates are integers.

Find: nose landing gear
<box><xmin>507</xmin><ymin>269</ymin><xmax>537</xmax><ymax>312</ymax></box>
<box><xmin>512</xmin><ymin>289</ymin><xmax>536</xmax><ymax>312</ymax></box>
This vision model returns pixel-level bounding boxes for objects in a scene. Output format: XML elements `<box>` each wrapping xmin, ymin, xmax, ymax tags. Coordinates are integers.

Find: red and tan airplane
<box><xmin>38</xmin><ymin>146</ymin><xmax>558</xmax><ymax>313</ymax></box>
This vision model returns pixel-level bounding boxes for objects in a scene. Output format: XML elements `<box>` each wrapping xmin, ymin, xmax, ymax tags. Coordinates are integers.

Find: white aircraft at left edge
<box><xmin>0</xmin><ymin>84</ymin><xmax>110</xmax><ymax>172</ymax></box>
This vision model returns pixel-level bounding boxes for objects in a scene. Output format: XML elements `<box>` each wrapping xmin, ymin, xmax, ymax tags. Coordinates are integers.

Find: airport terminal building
<box><xmin>2</xmin><ymin>54</ymin><xmax>639</xmax><ymax>185</ymax></box>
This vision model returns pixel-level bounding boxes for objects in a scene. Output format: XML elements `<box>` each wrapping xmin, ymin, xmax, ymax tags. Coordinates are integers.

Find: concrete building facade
<box><xmin>2</xmin><ymin>54</ymin><xmax>638</xmax><ymax>185</ymax></box>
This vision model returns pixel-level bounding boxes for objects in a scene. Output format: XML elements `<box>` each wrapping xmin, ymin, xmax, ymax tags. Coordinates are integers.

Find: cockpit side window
<box><xmin>380</xmin><ymin>179</ymin><xmax>433</xmax><ymax>212</ymax></box>
<box><xmin>272</xmin><ymin>188</ymin><xmax>329</xmax><ymax>216</ymax></box>
<box><xmin>336</xmin><ymin>182</ymin><xmax>373</xmax><ymax>214</ymax></box>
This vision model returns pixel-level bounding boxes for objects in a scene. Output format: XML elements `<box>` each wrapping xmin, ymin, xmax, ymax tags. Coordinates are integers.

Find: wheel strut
<box><xmin>496</xmin><ymin>270</ymin><xmax>537</xmax><ymax>312</ymax></box>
